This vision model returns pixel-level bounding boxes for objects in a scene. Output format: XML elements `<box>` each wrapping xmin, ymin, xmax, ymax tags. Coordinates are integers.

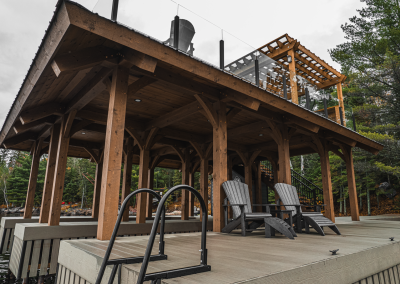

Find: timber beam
<box><xmin>3</xmin><ymin>131</ymin><xmax>37</xmax><ymax>148</ymax></box>
<box><xmin>65</xmin><ymin>67</ymin><xmax>113</xmax><ymax>113</ymax></box>
<box><xmin>120</xmin><ymin>48</ymin><xmax>158</xmax><ymax>73</ymax></box>
<box><xmin>51</xmin><ymin>45</ymin><xmax>118</xmax><ymax>77</ymax></box>
<box><xmin>130</xmin><ymin>66</ymin><xmax>221</xmax><ymax>99</ymax></box>
<box><xmin>145</xmin><ymin>101</ymin><xmax>201</xmax><ymax>130</ymax></box>
<box><xmin>13</xmin><ymin>116</ymin><xmax>57</xmax><ymax>134</ymax></box>
<box><xmin>19</xmin><ymin>103</ymin><xmax>65</xmax><ymax>125</ymax></box>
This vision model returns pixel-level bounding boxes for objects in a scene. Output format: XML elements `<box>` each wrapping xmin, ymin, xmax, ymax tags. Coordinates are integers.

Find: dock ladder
<box><xmin>95</xmin><ymin>185</ymin><xmax>211</xmax><ymax>284</ymax></box>
<box><xmin>95</xmin><ymin>188</ymin><xmax>167</xmax><ymax>284</ymax></box>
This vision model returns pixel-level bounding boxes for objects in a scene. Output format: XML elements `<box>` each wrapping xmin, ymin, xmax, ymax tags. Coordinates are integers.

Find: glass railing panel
<box><xmin>223</xmin><ymin>33</ymin><xmax>257</xmax><ymax>85</ymax></box>
<box><xmin>177</xmin><ymin>6</ymin><xmax>221</xmax><ymax>66</ymax></box>
<box><xmin>92</xmin><ymin>0</ymin><xmax>113</xmax><ymax>20</ymax></box>
<box><xmin>258</xmin><ymin>53</ymin><xmax>291</xmax><ymax>98</ymax></box>
<box><xmin>116</xmin><ymin>0</ymin><xmax>177</xmax><ymax>42</ymax></box>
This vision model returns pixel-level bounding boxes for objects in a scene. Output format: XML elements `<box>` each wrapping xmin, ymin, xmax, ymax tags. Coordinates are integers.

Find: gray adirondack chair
<box><xmin>274</xmin><ymin>183</ymin><xmax>341</xmax><ymax>236</ymax></box>
<box><xmin>222</xmin><ymin>180</ymin><xmax>296</xmax><ymax>239</ymax></box>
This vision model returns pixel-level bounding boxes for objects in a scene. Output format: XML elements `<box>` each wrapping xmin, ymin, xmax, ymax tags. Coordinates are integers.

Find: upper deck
<box><xmin>0</xmin><ymin>1</ymin><xmax>383</xmax><ymax>167</ymax></box>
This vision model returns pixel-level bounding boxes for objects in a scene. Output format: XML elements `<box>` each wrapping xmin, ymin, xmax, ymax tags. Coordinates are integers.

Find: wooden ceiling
<box><xmin>0</xmin><ymin>1</ymin><xmax>382</xmax><ymax>171</ymax></box>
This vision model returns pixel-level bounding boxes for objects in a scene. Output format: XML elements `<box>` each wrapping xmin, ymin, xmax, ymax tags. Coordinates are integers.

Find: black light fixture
<box><xmin>287</xmin><ymin>55</ymin><xmax>292</xmax><ymax>63</ymax></box>
<box><xmin>134</xmin><ymin>99</ymin><xmax>142</xmax><ymax>102</ymax></box>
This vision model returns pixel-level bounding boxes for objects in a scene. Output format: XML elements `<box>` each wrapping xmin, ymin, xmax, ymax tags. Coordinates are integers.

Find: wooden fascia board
<box><xmin>0</xmin><ymin>3</ymin><xmax>70</xmax><ymax>145</ymax></box>
<box><xmin>65</xmin><ymin>2</ymin><xmax>382</xmax><ymax>154</ymax></box>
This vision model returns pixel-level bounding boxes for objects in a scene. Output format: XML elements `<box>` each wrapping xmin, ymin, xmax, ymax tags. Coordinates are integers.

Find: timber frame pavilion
<box><xmin>0</xmin><ymin>0</ymin><xmax>383</xmax><ymax>240</ymax></box>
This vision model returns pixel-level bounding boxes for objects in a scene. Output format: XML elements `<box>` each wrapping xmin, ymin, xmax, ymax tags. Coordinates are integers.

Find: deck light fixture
<box><xmin>134</xmin><ymin>99</ymin><xmax>142</xmax><ymax>102</ymax></box>
<box><xmin>287</xmin><ymin>55</ymin><xmax>292</xmax><ymax>63</ymax></box>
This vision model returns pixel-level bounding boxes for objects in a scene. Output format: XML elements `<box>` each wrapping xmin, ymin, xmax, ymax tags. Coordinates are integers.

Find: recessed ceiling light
<box><xmin>82</xmin><ymin>132</ymin><xmax>86</xmax><ymax>135</ymax></box>
<box><xmin>134</xmin><ymin>99</ymin><xmax>142</xmax><ymax>102</ymax></box>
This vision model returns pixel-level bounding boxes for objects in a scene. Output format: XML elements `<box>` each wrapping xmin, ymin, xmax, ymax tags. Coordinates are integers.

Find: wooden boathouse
<box><xmin>0</xmin><ymin>1</ymin><xmax>390</xmax><ymax>283</ymax></box>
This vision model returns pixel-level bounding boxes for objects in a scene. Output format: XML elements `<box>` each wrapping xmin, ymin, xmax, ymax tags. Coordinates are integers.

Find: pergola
<box><xmin>0</xmin><ymin>1</ymin><xmax>383</xmax><ymax>240</ymax></box>
<box><xmin>259</xmin><ymin>34</ymin><xmax>347</xmax><ymax>118</ymax></box>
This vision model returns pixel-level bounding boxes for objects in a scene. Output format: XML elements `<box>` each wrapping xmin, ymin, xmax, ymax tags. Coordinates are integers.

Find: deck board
<box><xmin>58</xmin><ymin>217</ymin><xmax>400</xmax><ymax>284</ymax></box>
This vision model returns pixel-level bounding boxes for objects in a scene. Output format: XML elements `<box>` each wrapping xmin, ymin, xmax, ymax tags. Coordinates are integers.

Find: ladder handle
<box><xmin>137</xmin><ymin>185</ymin><xmax>208</xmax><ymax>284</ymax></box>
<box><xmin>95</xmin><ymin>188</ymin><xmax>165</xmax><ymax>284</ymax></box>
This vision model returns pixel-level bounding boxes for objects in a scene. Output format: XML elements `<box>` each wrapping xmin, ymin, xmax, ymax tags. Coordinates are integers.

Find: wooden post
<box><xmin>194</xmin><ymin>95</ymin><xmax>227</xmax><ymax>231</ymax></box>
<box><xmin>269</xmin><ymin>158</ymin><xmax>280</xmax><ymax>202</ymax></box>
<box><xmin>227</xmin><ymin>156</ymin><xmax>233</xmax><ymax>180</ymax></box>
<box><xmin>288</xmin><ymin>49</ymin><xmax>298</xmax><ymax>105</ymax></box>
<box><xmin>337</xmin><ymin>82</ymin><xmax>346</xmax><ymax>125</ymax></box>
<box><xmin>97</xmin><ymin>66</ymin><xmax>129</xmax><ymax>240</ymax></box>
<box><xmin>189</xmin><ymin>171</ymin><xmax>195</xmax><ymax>216</ymax></box>
<box><xmin>267</xmin><ymin>122</ymin><xmax>291</xmax><ymax>185</ymax></box>
<box><xmin>312</xmin><ymin>137</ymin><xmax>335</xmax><ymax>221</ymax></box>
<box><xmin>244</xmin><ymin>164</ymin><xmax>253</xmax><ymax>203</ymax></box>
<box><xmin>319</xmin><ymin>141</ymin><xmax>335</xmax><ymax>222</ymax></box>
<box><xmin>39</xmin><ymin>124</ymin><xmax>60</xmax><ymax>223</ymax></box>
<box><xmin>137</xmin><ymin>149</ymin><xmax>150</xmax><ymax>223</ymax></box>
<box><xmin>181</xmin><ymin>148</ymin><xmax>190</xmax><ymax>220</ymax></box>
<box><xmin>146</xmin><ymin>168</ymin><xmax>154</xmax><ymax>218</ymax></box>
<box><xmin>200</xmin><ymin>158</ymin><xmax>209</xmax><ymax>221</ymax></box>
<box><xmin>48</xmin><ymin>115</ymin><xmax>72</xmax><ymax>226</ymax></box>
<box><xmin>24</xmin><ymin>139</ymin><xmax>43</xmax><ymax>219</ymax></box>
<box><xmin>121</xmin><ymin>137</ymin><xmax>134</xmax><ymax>221</ymax></box>
<box><xmin>91</xmin><ymin>159</ymin><xmax>103</xmax><ymax>219</ymax></box>
<box><xmin>277</xmin><ymin>137</ymin><xmax>291</xmax><ymax>185</ymax></box>
<box><xmin>212</xmin><ymin>101</ymin><xmax>228</xmax><ymax>232</ymax></box>
<box><xmin>136</xmin><ymin>128</ymin><xmax>159</xmax><ymax>223</ymax></box>
<box><xmin>341</xmin><ymin>145</ymin><xmax>360</xmax><ymax>221</ymax></box>
<box><xmin>256</xmin><ymin>161</ymin><xmax>262</xmax><ymax>212</ymax></box>
<box><xmin>236</xmin><ymin>151</ymin><xmax>261</xmax><ymax>205</ymax></box>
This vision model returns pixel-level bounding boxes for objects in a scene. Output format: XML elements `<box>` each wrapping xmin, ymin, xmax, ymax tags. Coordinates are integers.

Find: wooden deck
<box><xmin>57</xmin><ymin>216</ymin><xmax>400</xmax><ymax>284</ymax></box>
<box><xmin>8</xmin><ymin>218</ymin><xmax>211</xmax><ymax>280</ymax></box>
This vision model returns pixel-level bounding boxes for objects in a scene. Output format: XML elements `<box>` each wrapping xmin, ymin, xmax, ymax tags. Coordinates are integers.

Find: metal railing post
<box><xmin>305</xmin><ymin>88</ymin><xmax>310</xmax><ymax>110</ymax></box>
<box><xmin>255</xmin><ymin>56</ymin><xmax>260</xmax><ymax>87</ymax></box>
<box><xmin>352</xmin><ymin>113</ymin><xmax>357</xmax><ymax>132</ymax></box>
<box><xmin>174</xmin><ymin>16</ymin><xmax>180</xmax><ymax>49</ymax></box>
<box><xmin>339</xmin><ymin>106</ymin><xmax>344</xmax><ymax>125</ymax></box>
<box><xmin>323</xmin><ymin>98</ymin><xmax>328</xmax><ymax>118</ymax></box>
<box><xmin>220</xmin><ymin>40</ymin><xmax>224</xmax><ymax>70</ymax></box>
<box><xmin>283</xmin><ymin>74</ymin><xmax>287</xmax><ymax>100</ymax></box>
<box><xmin>111</xmin><ymin>0</ymin><xmax>119</xmax><ymax>21</ymax></box>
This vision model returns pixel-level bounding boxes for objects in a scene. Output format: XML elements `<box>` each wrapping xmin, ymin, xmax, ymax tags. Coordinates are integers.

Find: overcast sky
<box><xmin>0</xmin><ymin>0</ymin><xmax>365</xmax><ymax>128</ymax></box>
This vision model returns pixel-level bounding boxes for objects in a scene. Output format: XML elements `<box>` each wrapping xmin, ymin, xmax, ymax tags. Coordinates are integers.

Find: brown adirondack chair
<box><xmin>274</xmin><ymin>183</ymin><xmax>341</xmax><ymax>236</ymax></box>
<box><xmin>222</xmin><ymin>180</ymin><xmax>296</xmax><ymax>239</ymax></box>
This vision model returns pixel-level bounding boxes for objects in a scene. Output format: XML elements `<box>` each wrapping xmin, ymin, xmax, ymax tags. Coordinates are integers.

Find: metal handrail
<box><xmin>137</xmin><ymin>184</ymin><xmax>211</xmax><ymax>284</ymax></box>
<box><xmin>95</xmin><ymin>188</ymin><xmax>167</xmax><ymax>284</ymax></box>
<box><xmin>261</xmin><ymin>161</ymin><xmax>323</xmax><ymax>205</ymax></box>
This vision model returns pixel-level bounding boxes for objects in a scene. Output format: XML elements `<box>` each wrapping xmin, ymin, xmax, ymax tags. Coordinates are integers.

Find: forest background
<box><xmin>0</xmin><ymin>0</ymin><xmax>399</xmax><ymax>216</ymax></box>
